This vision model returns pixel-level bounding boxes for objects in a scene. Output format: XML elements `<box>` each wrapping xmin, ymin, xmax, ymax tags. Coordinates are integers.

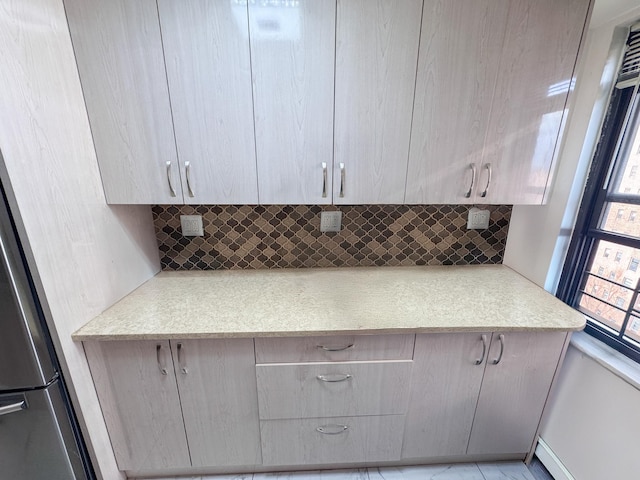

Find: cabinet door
<box><xmin>157</xmin><ymin>0</ymin><xmax>258</xmax><ymax>204</ymax></box>
<box><xmin>250</xmin><ymin>0</ymin><xmax>336</xmax><ymax>204</ymax></box>
<box><xmin>334</xmin><ymin>0</ymin><xmax>422</xmax><ymax>204</ymax></box>
<box><xmin>405</xmin><ymin>0</ymin><xmax>509</xmax><ymax>204</ymax></box>
<box><xmin>402</xmin><ymin>333</ymin><xmax>488</xmax><ymax>459</ymax></box>
<box><xmin>83</xmin><ymin>341</ymin><xmax>190</xmax><ymax>470</ymax></box>
<box><xmin>467</xmin><ymin>332</ymin><xmax>567</xmax><ymax>456</ymax></box>
<box><xmin>171</xmin><ymin>339</ymin><xmax>261</xmax><ymax>467</ymax></box>
<box><xmin>480</xmin><ymin>0</ymin><xmax>590</xmax><ymax>204</ymax></box>
<box><xmin>65</xmin><ymin>0</ymin><xmax>182</xmax><ymax>204</ymax></box>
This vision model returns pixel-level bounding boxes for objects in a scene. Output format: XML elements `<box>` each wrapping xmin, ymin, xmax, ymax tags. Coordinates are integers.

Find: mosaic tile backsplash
<box><xmin>153</xmin><ymin>205</ymin><xmax>512</xmax><ymax>270</ymax></box>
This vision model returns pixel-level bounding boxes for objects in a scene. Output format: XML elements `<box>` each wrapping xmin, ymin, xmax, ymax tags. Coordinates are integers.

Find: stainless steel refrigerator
<box><xmin>0</xmin><ymin>179</ymin><xmax>93</xmax><ymax>479</ymax></box>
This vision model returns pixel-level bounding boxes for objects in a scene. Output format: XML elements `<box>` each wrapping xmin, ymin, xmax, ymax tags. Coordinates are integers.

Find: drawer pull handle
<box><xmin>316</xmin><ymin>344</ymin><xmax>354</xmax><ymax>352</ymax></box>
<box><xmin>316</xmin><ymin>374</ymin><xmax>352</xmax><ymax>382</ymax></box>
<box><xmin>475</xmin><ymin>334</ymin><xmax>488</xmax><ymax>365</ymax></box>
<box><xmin>316</xmin><ymin>424</ymin><xmax>349</xmax><ymax>435</ymax></box>
<box><xmin>491</xmin><ymin>334</ymin><xmax>505</xmax><ymax>365</ymax></box>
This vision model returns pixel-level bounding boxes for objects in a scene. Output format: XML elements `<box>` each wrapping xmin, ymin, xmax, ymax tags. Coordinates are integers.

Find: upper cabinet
<box><xmin>406</xmin><ymin>0</ymin><xmax>590</xmax><ymax>205</ymax></box>
<box><xmin>157</xmin><ymin>0</ymin><xmax>258</xmax><ymax>204</ymax></box>
<box><xmin>65</xmin><ymin>0</ymin><xmax>181</xmax><ymax>204</ymax></box>
<box><xmin>334</xmin><ymin>0</ymin><xmax>423</xmax><ymax>204</ymax></box>
<box><xmin>67</xmin><ymin>0</ymin><xmax>591</xmax><ymax>206</ymax></box>
<box><xmin>250</xmin><ymin>0</ymin><xmax>336</xmax><ymax>205</ymax></box>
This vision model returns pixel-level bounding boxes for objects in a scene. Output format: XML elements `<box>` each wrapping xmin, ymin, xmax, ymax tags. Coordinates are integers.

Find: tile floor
<box><xmin>138</xmin><ymin>461</ymin><xmax>541</xmax><ymax>480</ymax></box>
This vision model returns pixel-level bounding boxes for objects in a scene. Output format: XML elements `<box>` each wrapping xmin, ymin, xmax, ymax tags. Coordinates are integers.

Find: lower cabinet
<box><xmin>84</xmin><ymin>339</ymin><xmax>261</xmax><ymax>471</ymax></box>
<box><xmin>401</xmin><ymin>332</ymin><xmax>568</xmax><ymax>460</ymax></box>
<box><xmin>85</xmin><ymin>331</ymin><xmax>568</xmax><ymax>474</ymax></box>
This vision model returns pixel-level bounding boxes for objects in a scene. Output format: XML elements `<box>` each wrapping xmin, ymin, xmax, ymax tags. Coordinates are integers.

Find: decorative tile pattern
<box><xmin>152</xmin><ymin>205</ymin><xmax>511</xmax><ymax>271</ymax></box>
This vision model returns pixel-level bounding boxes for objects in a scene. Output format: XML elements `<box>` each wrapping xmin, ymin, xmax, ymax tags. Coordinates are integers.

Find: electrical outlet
<box><xmin>180</xmin><ymin>215</ymin><xmax>204</xmax><ymax>236</ymax></box>
<box><xmin>467</xmin><ymin>208</ymin><xmax>490</xmax><ymax>229</ymax></box>
<box><xmin>320</xmin><ymin>211</ymin><xmax>342</xmax><ymax>232</ymax></box>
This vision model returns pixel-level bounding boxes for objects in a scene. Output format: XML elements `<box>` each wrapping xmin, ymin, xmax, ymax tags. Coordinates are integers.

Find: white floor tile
<box><xmin>477</xmin><ymin>462</ymin><xmax>536</xmax><ymax>480</ymax></box>
<box><xmin>201</xmin><ymin>475</ymin><xmax>254</xmax><ymax>480</ymax></box>
<box><xmin>368</xmin><ymin>464</ymin><xmax>485</xmax><ymax>480</ymax></box>
<box><xmin>253</xmin><ymin>469</ymin><xmax>368</xmax><ymax>480</ymax></box>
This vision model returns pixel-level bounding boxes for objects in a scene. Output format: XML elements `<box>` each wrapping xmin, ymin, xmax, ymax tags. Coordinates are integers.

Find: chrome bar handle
<box><xmin>475</xmin><ymin>334</ymin><xmax>488</xmax><ymax>365</ymax></box>
<box><xmin>166</xmin><ymin>161</ymin><xmax>176</xmax><ymax>197</ymax></box>
<box><xmin>317</xmin><ymin>343</ymin><xmax>354</xmax><ymax>352</ymax></box>
<box><xmin>0</xmin><ymin>401</ymin><xmax>26</xmax><ymax>416</ymax></box>
<box><xmin>316</xmin><ymin>424</ymin><xmax>349</xmax><ymax>435</ymax></box>
<box><xmin>464</xmin><ymin>163</ymin><xmax>476</xmax><ymax>198</ymax></box>
<box><xmin>491</xmin><ymin>334</ymin><xmax>505</xmax><ymax>365</ymax></box>
<box><xmin>317</xmin><ymin>374</ymin><xmax>352</xmax><ymax>382</ymax></box>
<box><xmin>339</xmin><ymin>163</ymin><xmax>345</xmax><ymax>198</ymax></box>
<box><xmin>177</xmin><ymin>342</ymin><xmax>188</xmax><ymax>374</ymax></box>
<box><xmin>156</xmin><ymin>344</ymin><xmax>168</xmax><ymax>375</ymax></box>
<box><xmin>185</xmin><ymin>161</ymin><xmax>195</xmax><ymax>197</ymax></box>
<box><xmin>322</xmin><ymin>162</ymin><xmax>328</xmax><ymax>198</ymax></box>
<box><xmin>480</xmin><ymin>163</ymin><xmax>492</xmax><ymax>198</ymax></box>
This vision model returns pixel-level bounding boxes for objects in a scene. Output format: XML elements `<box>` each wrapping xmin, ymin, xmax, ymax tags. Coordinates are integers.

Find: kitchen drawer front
<box><xmin>260</xmin><ymin>415</ymin><xmax>404</xmax><ymax>465</ymax></box>
<box><xmin>254</xmin><ymin>334</ymin><xmax>415</xmax><ymax>363</ymax></box>
<box><xmin>256</xmin><ymin>360</ymin><xmax>412</xmax><ymax>419</ymax></box>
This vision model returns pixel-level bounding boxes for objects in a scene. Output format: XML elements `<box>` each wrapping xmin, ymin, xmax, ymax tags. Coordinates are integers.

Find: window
<box><xmin>558</xmin><ymin>29</ymin><xmax>640</xmax><ymax>363</ymax></box>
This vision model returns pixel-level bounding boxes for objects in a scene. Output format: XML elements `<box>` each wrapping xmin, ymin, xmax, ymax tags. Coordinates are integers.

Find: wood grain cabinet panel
<box><xmin>157</xmin><ymin>0</ymin><xmax>258</xmax><ymax>204</ymax></box>
<box><xmin>334</xmin><ymin>0</ymin><xmax>422</xmax><ymax>204</ymax></box>
<box><xmin>170</xmin><ymin>339</ymin><xmax>262</xmax><ymax>467</ymax></box>
<box><xmin>467</xmin><ymin>331</ymin><xmax>568</xmax><ymax>456</ymax></box>
<box><xmin>402</xmin><ymin>333</ymin><xmax>489</xmax><ymax>459</ymax></box>
<box><xmin>250</xmin><ymin>0</ymin><xmax>336</xmax><ymax>204</ymax></box>
<box><xmin>65</xmin><ymin>0</ymin><xmax>182</xmax><ymax>204</ymax></box>
<box><xmin>256</xmin><ymin>360</ymin><xmax>412</xmax><ymax>419</ymax></box>
<box><xmin>83</xmin><ymin>341</ymin><xmax>190</xmax><ymax>470</ymax></box>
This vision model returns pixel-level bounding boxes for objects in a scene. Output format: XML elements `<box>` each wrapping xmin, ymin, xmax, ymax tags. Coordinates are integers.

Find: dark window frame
<box><xmin>558</xmin><ymin>85</ymin><xmax>640</xmax><ymax>364</ymax></box>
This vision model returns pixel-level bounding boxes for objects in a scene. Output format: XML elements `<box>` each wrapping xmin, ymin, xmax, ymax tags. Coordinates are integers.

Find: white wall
<box><xmin>504</xmin><ymin>3</ymin><xmax>640</xmax><ymax>480</ymax></box>
<box><xmin>0</xmin><ymin>1</ymin><xmax>161</xmax><ymax>479</ymax></box>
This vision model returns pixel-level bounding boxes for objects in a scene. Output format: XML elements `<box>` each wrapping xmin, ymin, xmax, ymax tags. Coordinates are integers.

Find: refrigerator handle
<box><xmin>0</xmin><ymin>400</ymin><xmax>27</xmax><ymax>416</ymax></box>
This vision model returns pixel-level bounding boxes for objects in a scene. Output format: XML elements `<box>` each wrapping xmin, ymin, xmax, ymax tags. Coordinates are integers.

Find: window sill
<box><xmin>570</xmin><ymin>330</ymin><xmax>640</xmax><ymax>391</ymax></box>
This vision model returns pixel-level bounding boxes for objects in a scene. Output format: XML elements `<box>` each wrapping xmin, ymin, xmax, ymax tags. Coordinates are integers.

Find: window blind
<box><xmin>617</xmin><ymin>27</ymin><xmax>640</xmax><ymax>87</ymax></box>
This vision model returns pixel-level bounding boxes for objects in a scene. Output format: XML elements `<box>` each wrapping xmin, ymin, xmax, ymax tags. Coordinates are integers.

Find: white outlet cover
<box><xmin>467</xmin><ymin>208</ymin><xmax>490</xmax><ymax>230</ymax></box>
<box><xmin>180</xmin><ymin>215</ymin><xmax>204</xmax><ymax>236</ymax></box>
<box><xmin>320</xmin><ymin>211</ymin><xmax>342</xmax><ymax>232</ymax></box>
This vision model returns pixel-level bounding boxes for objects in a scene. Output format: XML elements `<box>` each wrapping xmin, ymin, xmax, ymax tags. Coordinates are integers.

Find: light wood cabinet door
<box><xmin>479</xmin><ymin>0</ymin><xmax>590</xmax><ymax>204</ymax></box>
<box><xmin>170</xmin><ymin>339</ymin><xmax>261</xmax><ymax>467</ymax></box>
<box><xmin>157</xmin><ymin>0</ymin><xmax>258</xmax><ymax>204</ymax></box>
<box><xmin>83</xmin><ymin>341</ymin><xmax>190</xmax><ymax>470</ymax></box>
<box><xmin>250</xmin><ymin>0</ymin><xmax>336</xmax><ymax>204</ymax></box>
<box><xmin>334</xmin><ymin>0</ymin><xmax>422</xmax><ymax>204</ymax></box>
<box><xmin>405</xmin><ymin>0</ymin><xmax>509</xmax><ymax>204</ymax></box>
<box><xmin>402</xmin><ymin>333</ymin><xmax>488</xmax><ymax>459</ymax></box>
<box><xmin>467</xmin><ymin>331</ymin><xmax>567</xmax><ymax>456</ymax></box>
<box><xmin>65</xmin><ymin>0</ymin><xmax>182</xmax><ymax>204</ymax></box>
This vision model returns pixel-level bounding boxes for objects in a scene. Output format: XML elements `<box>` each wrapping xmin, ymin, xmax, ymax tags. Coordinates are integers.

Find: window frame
<box><xmin>558</xmin><ymin>84</ymin><xmax>640</xmax><ymax>363</ymax></box>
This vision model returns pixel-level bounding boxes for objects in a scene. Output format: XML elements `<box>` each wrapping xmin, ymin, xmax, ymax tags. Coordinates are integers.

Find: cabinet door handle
<box><xmin>316</xmin><ymin>343</ymin><xmax>354</xmax><ymax>352</ymax></box>
<box><xmin>474</xmin><ymin>334</ymin><xmax>488</xmax><ymax>365</ymax></box>
<box><xmin>316</xmin><ymin>374</ymin><xmax>352</xmax><ymax>382</ymax></box>
<box><xmin>0</xmin><ymin>400</ymin><xmax>27</xmax><ymax>416</ymax></box>
<box><xmin>480</xmin><ymin>163</ymin><xmax>492</xmax><ymax>198</ymax></box>
<box><xmin>156</xmin><ymin>344</ymin><xmax>168</xmax><ymax>375</ymax></box>
<box><xmin>339</xmin><ymin>163</ymin><xmax>345</xmax><ymax>198</ymax></box>
<box><xmin>316</xmin><ymin>424</ymin><xmax>349</xmax><ymax>435</ymax></box>
<box><xmin>322</xmin><ymin>162</ymin><xmax>328</xmax><ymax>198</ymax></box>
<box><xmin>177</xmin><ymin>342</ymin><xmax>188</xmax><ymax>374</ymax></box>
<box><xmin>166</xmin><ymin>161</ymin><xmax>177</xmax><ymax>197</ymax></box>
<box><xmin>491</xmin><ymin>334</ymin><xmax>505</xmax><ymax>365</ymax></box>
<box><xmin>464</xmin><ymin>163</ymin><xmax>476</xmax><ymax>198</ymax></box>
<box><xmin>185</xmin><ymin>161</ymin><xmax>195</xmax><ymax>197</ymax></box>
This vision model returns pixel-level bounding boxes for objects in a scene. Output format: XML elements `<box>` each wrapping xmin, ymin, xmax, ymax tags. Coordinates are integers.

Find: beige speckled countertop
<box><xmin>72</xmin><ymin>265</ymin><xmax>585</xmax><ymax>341</ymax></box>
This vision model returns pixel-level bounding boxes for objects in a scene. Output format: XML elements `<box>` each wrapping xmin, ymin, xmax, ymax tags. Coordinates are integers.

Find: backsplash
<box><xmin>153</xmin><ymin>205</ymin><xmax>511</xmax><ymax>270</ymax></box>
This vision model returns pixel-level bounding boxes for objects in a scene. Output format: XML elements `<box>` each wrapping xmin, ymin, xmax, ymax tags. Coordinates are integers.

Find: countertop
<box><xmin>72</xmin><ymin>265</ymin><xmax>585</xmax><ymax>341</ymax></box>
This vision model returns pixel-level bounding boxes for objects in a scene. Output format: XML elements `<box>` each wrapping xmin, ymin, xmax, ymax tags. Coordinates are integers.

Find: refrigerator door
<box><xmin>0</xmin><ymin>190</ymin><xmax>56</xmax><ymax>390</ymax></box>
<box><xmin>0</xmin><ymin>380</ymin><xmax>87</xmax><ymax>479</ymax></box>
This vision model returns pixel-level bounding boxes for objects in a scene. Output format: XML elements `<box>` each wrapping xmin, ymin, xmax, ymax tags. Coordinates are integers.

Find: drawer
<box><xmin>254</xmin><ymin>334</ymin><xmax>415</xmax><ymax>363</ymax></box>
<box><xmin>256</xmin><ymin>360</ymin><xmax>412</xmax><ymax>419</ymax></box>
<box><xmin>260</xmin><ymin>415</ymin><xmax>404</xmax><ymax>465</ymax></box>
